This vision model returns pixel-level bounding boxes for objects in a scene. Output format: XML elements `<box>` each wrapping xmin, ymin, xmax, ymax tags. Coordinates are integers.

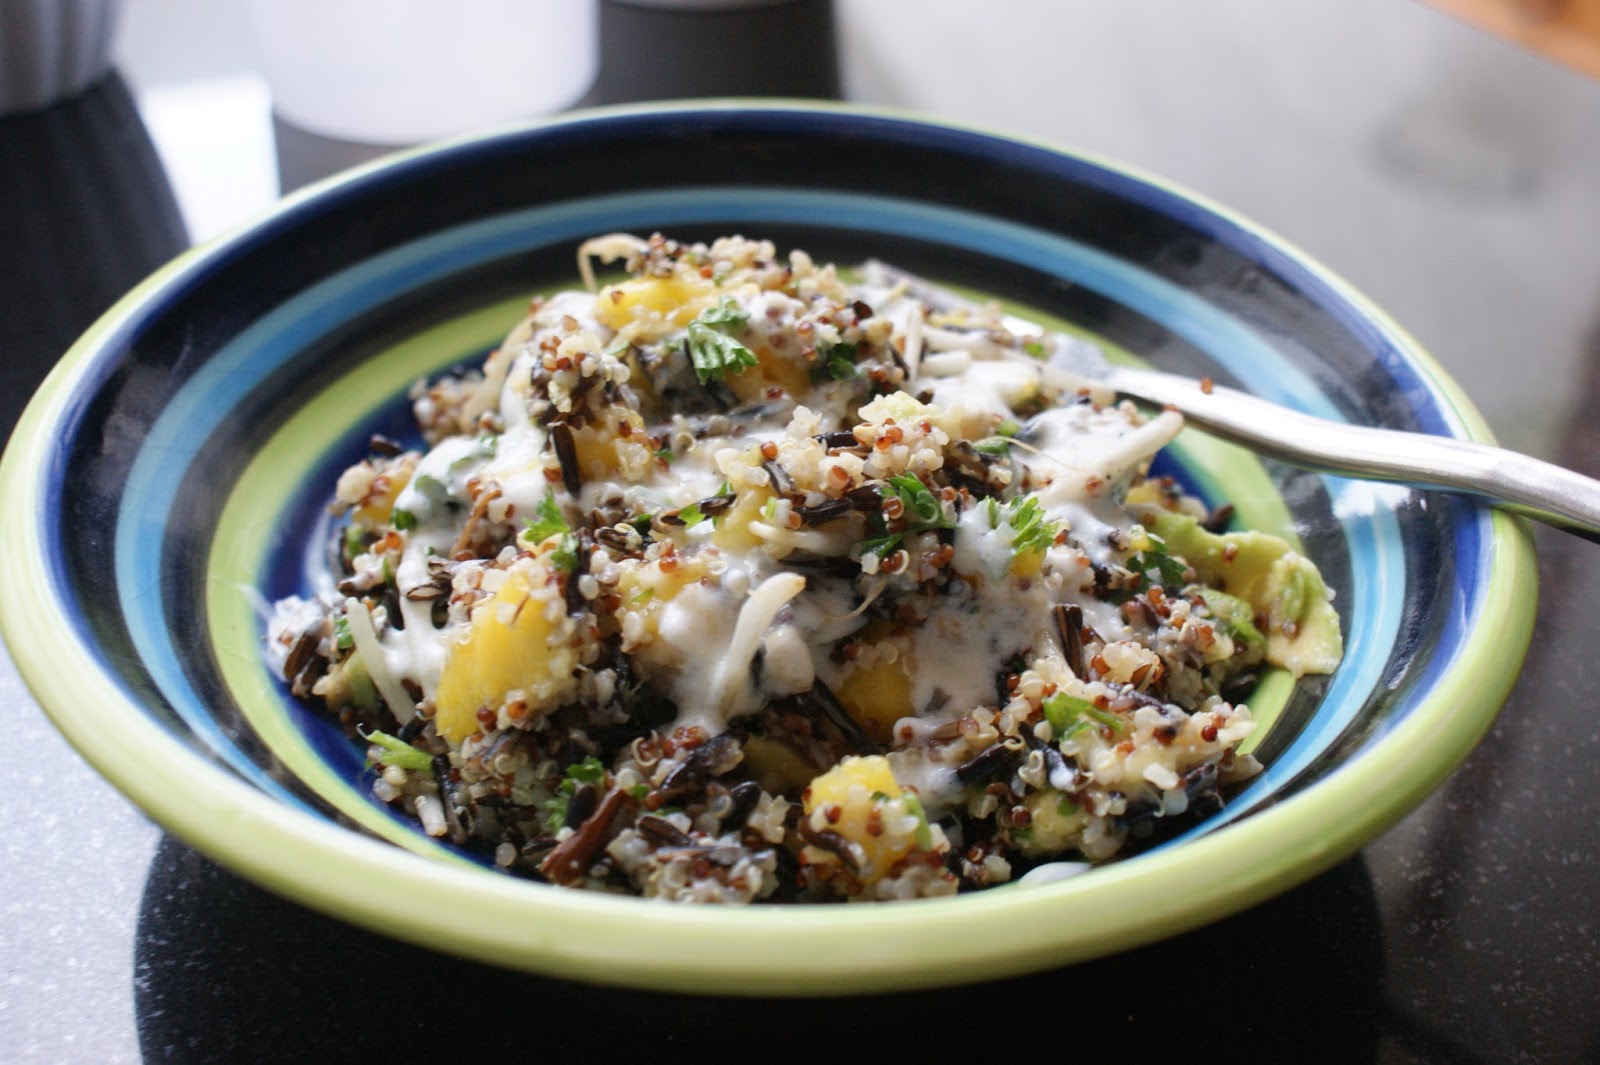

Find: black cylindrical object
<box><xmin>587</xmin><ymin>0</ymin><xmax>840</xmax><ymax>104</ymax></box>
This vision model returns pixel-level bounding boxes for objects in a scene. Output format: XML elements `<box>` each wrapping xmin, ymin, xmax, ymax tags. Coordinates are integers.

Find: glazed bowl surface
<box><xmin>0</xmin><ymin>102</ymin><xmax>1536</xmax><ymax>994</ymax></box>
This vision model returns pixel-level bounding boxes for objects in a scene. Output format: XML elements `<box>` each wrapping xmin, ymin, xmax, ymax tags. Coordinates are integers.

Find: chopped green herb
<box><xmin>565</xmin><ymin>756</ymin><xmax>607</xmax><ymax>785</ymax></box>
<box><xmin>1103</xmin><ymin>536</ymin><xmax>1192</xmax><ymax>603</ymax></box>
<box><xmin>900</xmin><ymin>790</ymin><xmax>935</xmax><ymax>850</ymax></box>
<box><xmin>882</xmin><ymin>473</ymin><xmax>950</xmax><ymax>527</ymax></box>
<box><xmin>686</xmin><ymin>298</ymin><xmax>758</xmax><ymax>385</ymax></box>
<box><xmin>858</xmin><ymin>473</ymin><xmax>953</xmax><ymax>562</ymax></box>
<box><xmin>654</xmin><ymin>446</ymin><xmax>673</xmax><ymax>464</ymax></box>
<box><xmin>676</xmin><ymin>502</ymin><xmax>708</xmax><ymax>528</ymax></box>
<box><xmin>974</xmin><ymin>438</ymin><xmax>1012</xmax><ymax>456</ymax></box>
<box><xmin>332</xmin><ymin>615</ymin><xmax>353</xmax><ymax>652</ymax></box>
<box><xmin>390</xmin><ymin>507</ymin><xmax>417</xmax><ymax>531</ymax></box>
<box><xmin>630</xmin><ymin>587</ymin><xmax>656</xmax><ymax>605</ymax></box>
<box><xmin>1042</xmin><ymin>692</ymin><xmax>1124</xmax><ymax>737</ymax></box>
<box><xmin>524</xmin><ymin>493</ymin><xmax>580</xmax><ymax>572</ymax></box>
<box><xmin>549</xmin><ymin>534</ymin><xmax>579</xmax><ymax>574</ymax></box>
<box><xmin>698</xmin><ymin>295</ymin><xmax>750</xmax><ymax>328</ymax></box>
<box><xmin>542</xmin><ymin>755</ymin><xmax>609</xmax><ymax>833</ymax></box>
<box><xmin>524</xmin><ymin>492</ymin><xmax>571</xmax><ymax>543</ymax></box>
<box><xmin>984</xmin><ymin>495</ymin><xmax>1062</xmax><ymax>558</ymax></box>
<box><xmin>363</xmin><ymin>728</ymin><xmax>433</xmax><ymax>771</ymax></box>
<box><xmin>1006</xmin><ymin>496</ymin><xmax>1058</xmax><ymax>555</ymax></box>
<box><xmin>1023</xmin><ymin>340</ymin><xmax>1047</xmax><ymax>359</ymax></box>
<box><xmin>860</xmin><ymin>532</ymin><xmax>904</xmax><ymax>559</ymax></box>
<box><xmin>343</xmin><ymin>524</ymin><xmax>366</xmax><ymax>558</ymax></box>
<box><xmin>812</xmin><ymin>341</ymin><xmax>859</xmax><ymax>382</ymax></box>
<box><xmin>997</xmin><ymin>418</ymin><xmax>1021</xmax><ymax>437</ymax></box>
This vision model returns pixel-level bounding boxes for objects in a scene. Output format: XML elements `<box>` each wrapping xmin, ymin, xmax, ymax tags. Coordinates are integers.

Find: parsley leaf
<box><xmin>524</xmin><ymin>492</ymin><xmax>571</xmax><ymax>543</ymax></box>
<box><xmin>859</xmin><ymin>532</ymin><xmax>904</xmax><ymax>559</ymax></box>
<box><xmin>524</xmin><ymin>492</ymin><xmax>579</xmax><ymax>573</ymax></box>
<box><xmin>985</xmin><ymin>496</ymin><xmax>1062</xmax><ymax>557</ymax></box>
<box><xmin>697</xmin><ymin>296</ymin><xmax>750</xmax><ymax>328</ymax></box>
<box><xmin>676</xmin><ymin>502</ymin><xmax>708</xmax><ymax>528</ymax></box>
<box><xmin>686</xmin><ymin>298</ymin><xmax>758</xmax><ymax>384</ymax></box>
<box><xmin>882</xmin><ymin>473</ymin><xmax>950</xmax><ymax>527</ymax></box>
<box><xmin>860</xmin><ymin>474</ymin><xmax>953</xmax><ymax>561</ymax></box>
<box><xmin>549</xmin><ymin>536</ymin><xmax>578</xmax><ymax>574</ymax></box>
<box><xmin>390</xmin><ymin>508</ymin><xmax>417</xmax><ymax>531</ymax></box>
<box><xmin>1101</xmin><ymin>537</ymin><xmax>1192</xmax><ymax>603</ymax></box>
<box><xmin>812</xmin><ymin>341</ymin><xmax>859</xmax><ymax>382</ymax></box>
<box><xmin>1005</xmin><ymin>496</ymin><xmax>1058</xmax><ymax>555</ymax></box>
<box><xmin>332</xmin><ymin>614</ymin><xmax>353</xmax><ymax>651</ymax></box>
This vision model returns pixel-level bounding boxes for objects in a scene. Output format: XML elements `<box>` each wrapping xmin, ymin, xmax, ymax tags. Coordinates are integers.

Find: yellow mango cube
<box><xmin>802</xmin><ymin>755</ymin><xmax>918</xmax><ymax>881</ymax></box>
<box><xmin>349</xmin><ymin>455</ymin><xmax>416</xmax><ymax>528</ymax></box>
<box><xmin>434</xmin><ymin>564</ymin><xmax>569</xmax><ymax>743</ymax></box>
<box><xmin>595</xmin><ymin>275</ymin><xmax>713</xmax><ymax>332</ymax></box>
<box><xmin>710</xmin><ymin>487</ymin><xmax>774</xmax><ymax>553</ymax></box>
<box><xmin>835</xmin><ymin>654</ymin><xmax>914</xmax><ymax>745</ymax></box>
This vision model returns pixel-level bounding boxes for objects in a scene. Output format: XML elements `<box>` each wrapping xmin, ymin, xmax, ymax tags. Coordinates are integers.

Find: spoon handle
<box><xmin>1111</xmin><ymin>366</ymin><xmax>1600</xmax><ymax>542</ymax></box>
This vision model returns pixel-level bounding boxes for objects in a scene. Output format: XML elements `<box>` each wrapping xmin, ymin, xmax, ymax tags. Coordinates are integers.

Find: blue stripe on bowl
<box><xmin>99</xmin><ymin>183</ymin><xmax>1457</xmax><ymax>834</ymax></box>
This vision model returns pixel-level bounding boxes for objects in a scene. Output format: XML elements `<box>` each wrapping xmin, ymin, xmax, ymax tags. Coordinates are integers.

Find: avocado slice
<box><xmin>1148</xmin><ymin>511</ymin><xmax>1342</xmax><ymax>677</ymax></box>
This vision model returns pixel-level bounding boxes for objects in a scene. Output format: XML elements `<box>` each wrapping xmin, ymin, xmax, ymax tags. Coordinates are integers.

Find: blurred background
<box><xmin>97</xmin><ymin>0</ymin><xmax>1600</xmax><ymax>460</ymax></box>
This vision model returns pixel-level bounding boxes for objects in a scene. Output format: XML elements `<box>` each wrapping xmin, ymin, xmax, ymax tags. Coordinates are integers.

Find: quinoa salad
<box><xmin>267</xmin><ymin>232</ymin><xmax>1343</xmax><ymax>903</ymax></box>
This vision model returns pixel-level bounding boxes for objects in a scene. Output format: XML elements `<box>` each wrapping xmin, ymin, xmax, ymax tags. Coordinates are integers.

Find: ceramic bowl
<box><xmin>0</xmin><ymin>103</ymin><xmax>1537</xmax><ymax>994</ymax></box>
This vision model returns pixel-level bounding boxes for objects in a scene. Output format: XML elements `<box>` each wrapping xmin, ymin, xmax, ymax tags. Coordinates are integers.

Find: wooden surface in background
<box><xmin>1422</xmin><ymin>0</ymin><xmax>1600</xmax><ymax>78</ymax></box>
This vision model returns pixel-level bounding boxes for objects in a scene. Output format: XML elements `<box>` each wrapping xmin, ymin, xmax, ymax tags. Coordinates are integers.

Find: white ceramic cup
<box><xmin>245</xmin><ymin>0</ymin><xmax>599</xmax><ymax>146</ymax></box>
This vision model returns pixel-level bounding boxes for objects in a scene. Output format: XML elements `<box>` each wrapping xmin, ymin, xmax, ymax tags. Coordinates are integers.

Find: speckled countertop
<box><xmin>4</xmin><ymin>2</ymin><xmax>1600</xmax><ymax>1061</ymax></box>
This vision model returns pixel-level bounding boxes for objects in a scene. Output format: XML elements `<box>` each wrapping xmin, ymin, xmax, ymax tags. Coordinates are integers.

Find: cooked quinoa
<box><xmin>267</xmin><ymin>232</ymin><xmax>1342</xmax><ymax>903</ymax></box>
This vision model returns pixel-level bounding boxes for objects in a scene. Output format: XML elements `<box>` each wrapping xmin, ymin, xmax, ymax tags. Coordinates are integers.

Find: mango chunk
<box><xmin>344</xmin><ymin>454</ymin><xmax>416</xmax><ymax>528</ymax></box>
<box><xmin>835</xmin><ymin>654</ymin><xmax>914</xmax><ymax>745</ymax></box>
<box><xmin>711</xmin><ymin>487</ymin><xmax>774</xmax><ymax>553</ymax></box>
<box><xmin>595</xmin><ymin>276</ymin><xmax>713</xmax><ymax>332</ymax></box>
<box><xmin>802</xmin><ymin>755</ymin><xmax>917</xmax><ymax>880</ymax></box>
<box><xmin>434</xmin><ymin>564</ymin><xmax>570</xmax><ymax>742</ymax></box>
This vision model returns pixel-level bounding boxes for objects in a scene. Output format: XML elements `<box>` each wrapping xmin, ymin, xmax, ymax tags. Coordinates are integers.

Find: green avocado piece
<box><xmin>1195</xmin><ymin>588</ymin><xmax>1266</xmax><ymax>653</ymax></box>
<box><xmin>1149</xmin><ymin>511</ymin><xmax>1342</xmax><ymax>677</ymax></box>
<box><xmin>320</xmin><ymin>651</ymin><xmax>381</xmax><ymax>713</ymax></box>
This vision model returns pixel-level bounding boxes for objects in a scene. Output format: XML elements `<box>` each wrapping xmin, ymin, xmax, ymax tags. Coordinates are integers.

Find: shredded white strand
<box><xmin>343</xmin><ymin>596</ymin><xmax>416</xmax><ymax>724</ymax></box>
<box><xmin>902</xmin><ymin>302</ymin><xmax>924</xmax><ymax>381</ymax></box>
<box><xmin>714</xmin><ymin>573</ymin><xmax>807</xmax><ymax>714</ymax></box>
<box><xmin>921</xmin><ymin>325</ymin><xmax>1014</xmax><ymax>361</ymax></box>
<box><xmin>747</xmin><ymin>520</ymin><xmax>854</xmax><ymax>556</ymax></box>
<box><xmin>820</xmin><ymin>578</ymin><xmax>888</xmax><ymax>623</ymax></box>
<box><xmin>1091</xmin><ymin>409</ymin><xmax>1185</xmax><ymax>482</ymax></box>
<box><xmin>577</xmin><ymin>232</ymin><xmax>650</xmax><ymax>291</ymax></box>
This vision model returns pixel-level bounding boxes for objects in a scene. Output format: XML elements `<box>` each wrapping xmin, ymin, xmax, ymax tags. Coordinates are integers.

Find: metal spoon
<box><xmin>867</xmin><ymin>261</ymin><xmax>1600</xmax><ymax>542</ymax></box>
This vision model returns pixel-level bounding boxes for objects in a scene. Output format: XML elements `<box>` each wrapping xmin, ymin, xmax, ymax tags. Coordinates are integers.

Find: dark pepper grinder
<box><xmin>585</xmin><ymin>0</ymin><xmax>841</xmax><ymax>104</ymax></box>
